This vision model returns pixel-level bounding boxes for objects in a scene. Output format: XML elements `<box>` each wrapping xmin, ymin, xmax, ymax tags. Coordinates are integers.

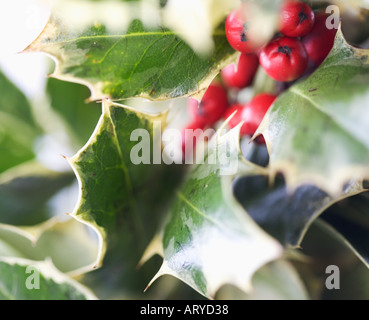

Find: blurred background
<box><xmin>1</xmin><ymin>0</ymin><xmax>369</xmax><ymax>300</ymax></box>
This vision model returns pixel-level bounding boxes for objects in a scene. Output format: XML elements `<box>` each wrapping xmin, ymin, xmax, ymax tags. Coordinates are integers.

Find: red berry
<box><xmin>225</xmin><ymin>10</ymin><xmax>262</xmax><ymax>53</ymax></box>
<box><xmin>302</xmin><ymin>13</ymin><xmax>337</xmax><ymax>66</ymax></box>
<box><xmin>223</xmin><ymin>104</ymin><xmax>244</xmax><ymax>128</ymax></box>
<box><xmin>240</xmin><ymin>93</ymin><xmax>277</xmax><ymax>138</ymax></box>
<box><xmin>221</xmin><ymin>53</ymin><xmax>259</xmax><ymax>89</ymax></box>
<box><xmin>259</xmin><ymin>36</ymin><xmax>308</xmax><ymax>82</ymax></box>
<box><xmin>188</xmin><ymin>83</ymin><xmax>228</xmax><ymax>125</ymax></box>
<box><xmin>279</xmin><ymin>1</ymin><xmax>315</xmax><ymax>37</ymax></box>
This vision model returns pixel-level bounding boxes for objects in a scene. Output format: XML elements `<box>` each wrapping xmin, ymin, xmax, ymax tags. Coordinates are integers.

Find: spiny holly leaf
<box><xmin>296</xmin><ymin>218</ymin><xmax>368</xmax><ymax>299</ymax></box>
<box><xmin>320</xmin><ymin>191</ymin><xmax>369</xmax><ymax>266</ymax></box>
<box><xmin>216</xmin><ymin>260</ymin><xmax>309</xmax><ymax>300</ymax></box>
<box><xmin>0</xmin><ymin>257</ymin><xmax>97</xmax><ymax>300</ymax></box>
<box><xmin>234</xmin><ymin>174</ymin><xmax>366</xmax><ymax>247</ymax></box>
<box><xmin>0</xmin><ymin>71</ymin><xmax>40</xmax><ymax>174</ymax></box>
<box><xmin>0</xmin><ymin>161</ymin><xmax>74</xmax><ymax>226</ymax></box>
<box><xmin>0</xmin><ymin>218</ymin><xmax>98</xmax><ymax>275</ymax></box>
<box><xmin>256</xmin><ymin>28</ymin><xmax>369</xmax><ymax>195</ymax></box>
<box><xmin>46</xmin><ymin>78</ymin><xmax>102</xmax><ymax>149</ymax></box>
<box><xmin>143</xmin><ymin>126</ymin><xmax>283</xmax><ymax>298</ymax></box>
<box><xmin>25</xmin><ymin>14</ymin><xmax>236</xmax><ymax>101</ymax></box>
<box><xmin>322</xmin><ymin>260</ymin><xmax>369</xmax><ymax>300</ymax></box>
<box><xmin>68</xmin><ymin>99</ymin><xmax>184</xmax><ymax>275</ymax></box>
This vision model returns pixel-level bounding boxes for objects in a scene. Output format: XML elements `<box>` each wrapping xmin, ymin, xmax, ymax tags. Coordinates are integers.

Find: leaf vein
<box><xmin>176</xmin><ymin>191</ymin><xmax>223</xmax><ymax>228</ymax></box>
<box><xmin>128</xmin><ymin>37</ymin><xmax>164</xmax><ymax>91</ymax></box>
<box><xmin>48</xmin><ymin>30</ymin><xmax>226</xmax><ymax>45</ymax></box>
<box><xmin>105</xmin><ymin>107</ymin><xmax>146</xmax><ymax>240</ymax></box>
<box><xmin>290</xmin><ymin>86</ymin><xmax>368</xmax><ymax>148</ymax></box>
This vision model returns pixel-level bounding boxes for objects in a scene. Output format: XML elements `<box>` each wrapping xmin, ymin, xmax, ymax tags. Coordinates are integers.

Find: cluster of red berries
<box><xmin>183</xmin><ymin>0</ymin><xmax>337</xmax><ymax>154</ymax></box>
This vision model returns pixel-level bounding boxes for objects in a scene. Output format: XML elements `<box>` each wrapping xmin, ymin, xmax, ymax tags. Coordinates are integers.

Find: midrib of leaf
<box><xmin>143</xmin><ymin>40</ymin><xmax>183</xmax><ymax>93</ymax></box>
<box><xmin>129</xmin><ymin>37</ymin><xmax>166</xmax><ymax>91</ymax></box>
<box><xmin>176</xmin><ymin>191</ymin><xmax>222</xmax><ymax>228</ymax></box>
<box><xmin>28</xmin><ymin>15</ymin><xmax>236</xmax><ymax>101</ymax></box>
<box><xmin>289</xmin><ymin>86</ymin><xmax>368</xmax><ymax>149</ymax></box>
<box><xmin>105</xmin><ymin>107</ymin><xmax>146</xmax><ymax>243</ymax></box>
<box><xmin>48</xmin><ymin>29</ymin><xmax>226</xmax><ymax>45</ymax></box>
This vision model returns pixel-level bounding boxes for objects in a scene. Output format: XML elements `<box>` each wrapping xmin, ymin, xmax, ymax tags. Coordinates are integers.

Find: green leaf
<box><xmin>0</xmin><ymin>71</ymin><xmax>40</xmax><ymax>174</ymax></box>
<box><xmin>295</xmin><ymin>219</ymin><xmax>366</xmax><ymax>299</ymax></box>
<box><xmin>0</xmin><ymin>257</ymin><xmax>97</xmax><ymax>300</ymax></box>
<box><xmin>234</xmin><ymin>174</ymin><xmax>365</xmax><ymax>246</ymax></box>
<box><xmin>25</xmin><ymin>16</ymin><xmax>236</xmax><ymax>101</ymax></box>
<box><xmin>322</xmin><ymin>261</ymin><xmax>369</xmax><ymax>300</ymax></box>
<box><xmin>0</xmin><ymin>218</ymin><xmax>99</xmax><ymax>275</ymax></box>
<box><xmin>46</xmin><ymin>78</ymin><xmax>102</xmax><ymax>149</ymax></box>
<box><xmin>143</xmin><ymin>126</ymin><xmax>282</xmax><ymax>298</ymax></box>
<box><xmin>216</xmin><ymin>260</ymin><xmax>309</xmax><ymax>300</ymax></box>
<box><xmin>68</xmin><ymin>98</ymin><xmax>187</xmax><ymax>298</ymax></box>
<box><xmin>68</xmin><ymin>99</ymin><xmax>184</xmax><ymax>273</ymax></box>
<box><xmin>257</xmin><ymin>28</ymin><xmax>369</xmax><ymax>195</ymax></box>
<box><xmin>319</xmin><ymin>192</ymin><xmax>369</xmax><ymax>266</ymax></box>
<box><xmin>0</xmin><ymin>161</ymin><xmax>74</xmax><ymax>226</ymax></box>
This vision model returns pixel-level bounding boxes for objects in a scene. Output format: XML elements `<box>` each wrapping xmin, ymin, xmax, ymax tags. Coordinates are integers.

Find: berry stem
<box><xmin>278</xmin><ymin>45</ymin><xmax>292</xmax><ymax>55</ymax></box>
<box><xmin>298</xmin><ymin>11</ymin><xmax>308</xmax><ymax>25</ymax></box>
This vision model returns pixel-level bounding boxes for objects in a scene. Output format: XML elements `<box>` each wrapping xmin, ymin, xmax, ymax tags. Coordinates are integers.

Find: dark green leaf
<box><xmin>322</xmin><ymin>261</ymin><xmax>369</xmax><ymax>300</ymax></box>
<box><xmin>0</xmin><ymin>71</ymin><xmax>40</xmax><ymax>174</ymax></box>
<box><xmin>320</xmin><ymin>192</ymin><xmax>369</xmax><ymax>266</ymax></box>
<box><xmin>0</xmin><ymin>162</ymin><xmax>74</xmax><ymax>225</ymax></box>
<box><xmin>46</xmin><ymin>78</ymin><xmax>102</xmax><ymax>149</ymax></box>
<box><xmin>234</xmin><ymin>174</ymin><xmax>365</xmax><ymax>246</ymax></box>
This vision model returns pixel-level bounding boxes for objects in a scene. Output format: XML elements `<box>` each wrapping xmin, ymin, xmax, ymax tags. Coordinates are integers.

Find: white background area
<box><xmin>0</xmin><ymin>0</ymin><xmax>51</xmax><ymax>98</ymax></box>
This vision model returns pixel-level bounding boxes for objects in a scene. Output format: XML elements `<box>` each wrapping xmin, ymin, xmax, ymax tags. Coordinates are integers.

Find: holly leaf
<box><xmin>296</xmin><ymin>218</ymin><xmax>369</xmax><ymax>299</ymax></box>
<box><xmin>68</xmin><ymin>99</ymin><xmax>184</xmax><ymax>274</ymax></box>
<box><xmin>319</xmin><ymin>191</ymin><xmax>369</xmax><ymax>266</ymax></box>
<box><xmin>25</xmin><ymin>14</ymin><xmax>236</xmax><ymax>101</ymax></box>
<box><xmin>142</xmin><ymin>126</ymin><xmax>282</xmax><ymax>298</ymax></box>
<box><xmin>322</xmin><ymin>260</ymin><xmax>369</xmax><ymax>300</ymax></box>
<box><xmin>234</xmin><ymin>174</ymin><xmax>366</xmax><ymax>247</ymax></box>
<box><xmin>0</xmin><ymin>161</ymin><xmax>74</xmax><ymax>226</ymax></box>
<box><xmin>0</xmin><ymin>257</ymin><xmax>97</xmax><ymax>300</ymax></box>
<box><xmin>46</xmin><ymin>78</ymin><xmax>102</xmax><ymax>149</ymax></box>
<box><xmin>216</xmin><ymin>260</ymin><xmax>309</xmax><ymax>300</ymax></box>
<box><xmin>0</xmin><ymin>218</ymin><xmax>99</xmax><ymax>275</ymax></box>
<box><xmin>0</xmin><ymin>71</ymin><xmax>40</xmax><ymax>174</ymax></box>
<box><xmin>256</xmin><ymin>28</ymin><xmax>369</xmax><ymax>195</ymax></box>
